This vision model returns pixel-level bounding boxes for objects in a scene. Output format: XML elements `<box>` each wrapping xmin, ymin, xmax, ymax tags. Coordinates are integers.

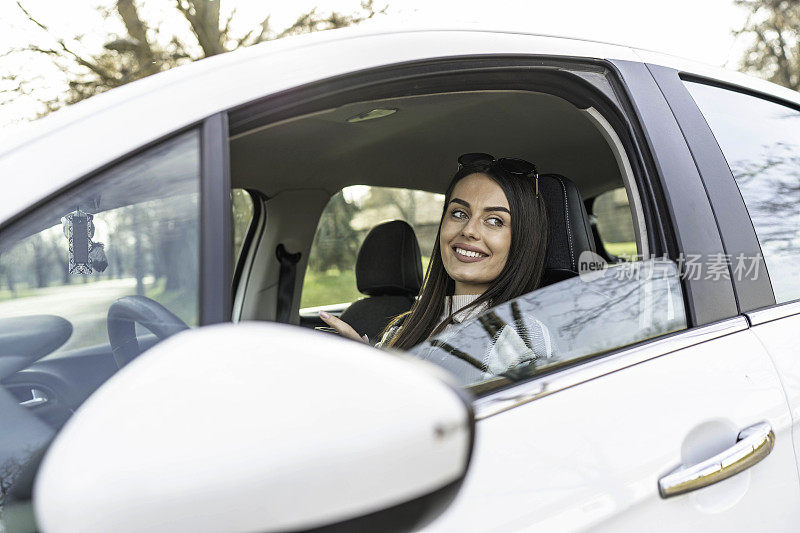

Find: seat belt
<box><xmin>275</xmin><ymin>244</ymin><xmax>301</xmax><ymax>323</ymax></box>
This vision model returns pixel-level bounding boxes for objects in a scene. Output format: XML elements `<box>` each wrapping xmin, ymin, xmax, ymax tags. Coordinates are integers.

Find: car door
<box><xmin>662</xmin><ymin>69</ymin><xmax>800</xmax><ymax>497</ymax></box>
<box><xmin>0</xmin><ymin>116</ymin><xmax>232</xmax><ymax>530</ymax></box>
<box><xmin>421</xmin><ymin>60</ymin><xmax>800</xmax><ymax>532</ymax></box>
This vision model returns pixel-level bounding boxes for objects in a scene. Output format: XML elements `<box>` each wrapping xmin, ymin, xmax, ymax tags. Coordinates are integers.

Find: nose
<box><xmin>461</xmin><ymin>216</ymin><xmax>481</xmax><ymax>240</ymax></box>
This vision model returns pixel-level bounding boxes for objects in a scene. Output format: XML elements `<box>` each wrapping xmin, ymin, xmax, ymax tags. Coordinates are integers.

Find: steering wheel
<box><xmin>107</xmin><ymin>295</ymin><xmax>190</xmax><ymax>368</ymax></box>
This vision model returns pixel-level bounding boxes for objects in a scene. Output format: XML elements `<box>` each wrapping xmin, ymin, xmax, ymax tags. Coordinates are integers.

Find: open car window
<box><xmin>408</xmin><ymin>258</ymin><xmax>687</xmax><ymax>394</ymax></box>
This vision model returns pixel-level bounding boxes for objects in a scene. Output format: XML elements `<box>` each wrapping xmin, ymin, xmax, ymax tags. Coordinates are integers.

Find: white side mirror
<box><xmin>34</xmin><ymin>322</ymin><xmax>473</xmax><ymax>533</ymax></box>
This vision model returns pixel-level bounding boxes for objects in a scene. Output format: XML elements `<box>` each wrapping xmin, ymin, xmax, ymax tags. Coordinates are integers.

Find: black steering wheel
<box><xmin>107</xmin><ymin>295</ymin><xmax>190</xmax><ymax>368</ymax></box>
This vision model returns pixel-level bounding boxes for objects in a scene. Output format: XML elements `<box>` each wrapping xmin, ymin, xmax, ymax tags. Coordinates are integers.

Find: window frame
<box><xmin>229</xmin><ymin>56</ymin><xmax>677</xmax><ymax>322</ymax></box>
<box><xmin>681</xmin><ymin>77</ymin><xmax>800</xmax><ymax>322</ymax></box>
<box><xmin>609</xmin><ymin>60</ymin><xmax>740</xmax><ymax>326</ymax></box>
<box><xmin>656</xmin><ymin>67</ymin><xmax>800</xmax><ymax>317</ymax></box>
<box><xmin>649</xmin><ymin>66</ymin><xmax>778</xmax><ymax>314</ymax></box>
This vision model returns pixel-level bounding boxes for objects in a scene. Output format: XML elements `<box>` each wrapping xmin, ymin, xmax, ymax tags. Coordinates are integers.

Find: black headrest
<box><xmin>356</xmin><ymin>220</ymin><xmax>423</xmax><ymax>297</ymax></box>
<box><xmin>539</xmin><ymin>174</ymin><xmax>596</xmax><ymax>281</ymax></box>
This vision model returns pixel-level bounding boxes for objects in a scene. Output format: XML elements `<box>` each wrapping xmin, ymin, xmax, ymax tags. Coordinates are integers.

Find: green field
<box><xmin>605</xmin><ymin>241</ymin><xmax>638</xmax><ymax>260</ymax></box>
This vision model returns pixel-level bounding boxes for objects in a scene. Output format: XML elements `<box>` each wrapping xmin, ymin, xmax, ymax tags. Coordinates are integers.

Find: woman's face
<box><xmin>439</xmin><ymin>173</ymin><xmax>512</xmax><ymax>295</ymax></box>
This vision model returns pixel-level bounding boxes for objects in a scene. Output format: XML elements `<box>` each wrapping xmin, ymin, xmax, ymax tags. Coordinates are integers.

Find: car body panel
<box><xmin>425</xmin><ymin>328</ymin><xmax>800</xmax><ymax>532</ymax></box>
<box><xmin>748</xmin><ymin>311</ymin><xmax>800</xmax><ymax>498</ymax></box>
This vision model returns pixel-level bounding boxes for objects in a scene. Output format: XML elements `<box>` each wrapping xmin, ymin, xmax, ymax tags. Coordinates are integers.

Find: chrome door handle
<box><xmin>658</xmin><ymin>421</ymin><xmax>775</xmax><ymax>498</ymax></box>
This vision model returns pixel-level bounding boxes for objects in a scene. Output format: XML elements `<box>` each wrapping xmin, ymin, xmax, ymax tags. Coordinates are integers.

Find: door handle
<box><xmin>658</xmin><ymin>421</ymin><xmax>775</xmax><ymax>499</ymax></box>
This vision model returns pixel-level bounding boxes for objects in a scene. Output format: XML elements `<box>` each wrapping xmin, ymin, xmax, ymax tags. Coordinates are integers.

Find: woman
<box><xmin>320</xmin><ymin>152</ymin><xmax>549</xmax><ymax>363</ymax></box>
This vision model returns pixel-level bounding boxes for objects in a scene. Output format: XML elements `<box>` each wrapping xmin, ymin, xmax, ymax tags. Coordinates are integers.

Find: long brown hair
<box><xmin>386</xmin><ymin>162</ymin><xmax>548</xmax><ymax>350</ymax></box>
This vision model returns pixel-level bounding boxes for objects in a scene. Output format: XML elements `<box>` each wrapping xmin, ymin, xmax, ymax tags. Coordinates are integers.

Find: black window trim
<box><xmin>676</xmin><ymin>73</ymin><xmax>800</xmax><ymax>314</ymax></box>
<box><xmin>608</xmin><ymin>59</ymin><xmax>739</xmax><ymax>327</ymax></box>
<box><xmin>200</xmin><ymin>112</ymin><xmax>233</xmax><ymax>326</ymax></box>
<box><xmin>646</xmin><ymin>65</ymin><xmax>776</xmax><ymax>313</ymax></box>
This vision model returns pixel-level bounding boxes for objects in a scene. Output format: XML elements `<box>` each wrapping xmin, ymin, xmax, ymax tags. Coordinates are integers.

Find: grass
<box><xmin>605</xmin><ymin>241</ymin><xmax>638</xmax><ymax>260</ymax></box>
<box><xmin>300</xmin><ymin>256</ymin><xmax>433</xmax><ymax>309</ymax></box>
<box><xmin>300</xmin><ymin>268</ymin><xmax>360</xmax><ymax>309</ymax></box>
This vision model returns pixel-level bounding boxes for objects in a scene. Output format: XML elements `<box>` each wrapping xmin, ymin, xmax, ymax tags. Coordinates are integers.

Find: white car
<box><xmin>1</xmin><ymin>27</ymin><xmax>800</xmax><ymax>533</ymax></box>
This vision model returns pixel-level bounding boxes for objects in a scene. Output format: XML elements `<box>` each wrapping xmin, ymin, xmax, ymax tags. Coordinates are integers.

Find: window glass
<box><xmin>685</xmin><ymin>81</ymin><xmax>800</xmax><ymax>303</ymax></box>
<box><xmin>301</xmin><ymin>186</ymin><xmax>444</xmax><ymax>309</ymax></box>
<box><xmin>593</xmin><ymin>187</ymin><xmax>638</xmax><ymax>260</ymax></box>
<box><xmin>0</xmin><ymin>131</ymin><xmax>201</xmax><ymax>354</ymax></box>
<box><xmin>0</xmin><ymin>131</ymin><xmax>201</xmax><ymax>509</ymax></box>
<box><xmin>409</xmin><ymin>259</ymin><xmax>686</xmax><ymax>392</ymax></box>
<box><xmin>232</xmin><ymin>189</ymin><xmax>254</xmax><ymax>267</ymax></box>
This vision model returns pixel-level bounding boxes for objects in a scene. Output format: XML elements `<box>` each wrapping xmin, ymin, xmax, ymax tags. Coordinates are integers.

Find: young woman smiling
<box><xmin>320</xmin><ymin>153</ymin><xmax>549</xmax><ymax>352</ymax></box>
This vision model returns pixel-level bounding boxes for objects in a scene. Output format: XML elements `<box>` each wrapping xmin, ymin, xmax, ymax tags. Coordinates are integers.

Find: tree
<box><xmin>308</xmin><ymin>193</ymin><xmax>361</xmax><ymax>272</ymax></box>
<box><xmin>734</xmin><ymin>0</ymin><xmax>800</xmax><ymax>90</ymax></box>
<box><xmin>5</xmin><ymin>0</ymin><xmax>386</xmax><ymax>115</ymax></box>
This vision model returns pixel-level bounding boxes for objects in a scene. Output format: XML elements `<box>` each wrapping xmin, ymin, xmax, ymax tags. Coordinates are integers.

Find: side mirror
<box><xmin>34</xmin><ymin>322</ymin><xmax>474</xmax><ymax>532</ymax></box>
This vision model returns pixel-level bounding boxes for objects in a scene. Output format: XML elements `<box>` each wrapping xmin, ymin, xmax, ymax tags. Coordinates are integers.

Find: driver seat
<box><xmin>338</xmin><ymin>220</ymin><xmax>423</xmax><ymax>342</ymax></box>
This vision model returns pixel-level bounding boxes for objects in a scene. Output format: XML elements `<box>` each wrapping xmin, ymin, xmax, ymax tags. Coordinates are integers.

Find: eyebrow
<box><xmin>449</xmin><ymin>197</ymin><xmax>511</xmax><ymax>215</ymax></box>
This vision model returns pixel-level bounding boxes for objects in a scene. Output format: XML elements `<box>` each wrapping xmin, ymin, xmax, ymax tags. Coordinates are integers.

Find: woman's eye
<box><xmin>486</xmin><ymin>217</ymin><xmax>504</xmax><ymax>227</ymax></box>
<box><xmin>451</xmin><ymin>209</ymin><xmax>468</xmax><ymax>219</ymax></box>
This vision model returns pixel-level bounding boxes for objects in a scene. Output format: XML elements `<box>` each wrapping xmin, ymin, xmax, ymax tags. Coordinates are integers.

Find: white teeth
<box><xmin>456</xmin><ymin>247</ymin><xmax>485</xmax><ymax>258</ymax></box>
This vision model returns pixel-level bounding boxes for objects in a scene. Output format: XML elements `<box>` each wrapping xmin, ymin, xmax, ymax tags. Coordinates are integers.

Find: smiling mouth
<box><xmin>453</xmin><ymin>246</ymin><xmax>489</xmax><ymax>262</ymax></box>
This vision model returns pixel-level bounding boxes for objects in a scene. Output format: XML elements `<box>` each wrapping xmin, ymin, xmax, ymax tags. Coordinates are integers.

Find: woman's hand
<box><xmin>319</xmin><ymin>311</ymin><xmax>369</xmax><ymax>343</ymax></box>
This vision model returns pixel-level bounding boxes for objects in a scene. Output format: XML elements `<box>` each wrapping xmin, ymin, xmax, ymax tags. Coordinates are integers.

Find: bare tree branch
<box><xmin>4</xmin><ymin>0</ymin><xmax>388</xmax><ymax>118</ymax></box>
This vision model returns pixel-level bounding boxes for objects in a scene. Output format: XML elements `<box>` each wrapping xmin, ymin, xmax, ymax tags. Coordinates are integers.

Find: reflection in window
<box><xmin>410</xmin><ymin>259</ymin><xmax>686</xmax><ymax>391</ymax></box>
<box><xmin>686</xmin><ymin>82</ymin><xmax>800</xmax><ymax>303</ymax></box>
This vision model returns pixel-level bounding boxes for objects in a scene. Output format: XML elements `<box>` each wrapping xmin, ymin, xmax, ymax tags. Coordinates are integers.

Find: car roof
<box><xmin>1</xmin><ymin>26</ymin><xmax>798</xmax><ymax>226</ymax></box>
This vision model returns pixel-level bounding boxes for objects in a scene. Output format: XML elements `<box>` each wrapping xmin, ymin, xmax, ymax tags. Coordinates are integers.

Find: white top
<box><xmin>439</xmin><ymin>294</ymin><xmax>489</xmax><ymax>333</ymax></box>
<box><xmin>380</xmin><ymin>293</ymin><xmax>554</xmax><ymax>384</ymax></box>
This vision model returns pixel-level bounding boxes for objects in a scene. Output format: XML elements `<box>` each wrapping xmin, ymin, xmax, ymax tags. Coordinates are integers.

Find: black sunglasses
<box><xmin>457</xmin><ymin>153</ymin><xmax>539</xmax><ymax>197</ymax></box>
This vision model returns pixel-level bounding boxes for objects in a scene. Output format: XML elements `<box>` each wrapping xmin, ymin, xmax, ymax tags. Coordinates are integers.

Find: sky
<box><xmin>0</xmin><ymin>0</ymin><xmax>753</xmax><ymax>127</ymax></box>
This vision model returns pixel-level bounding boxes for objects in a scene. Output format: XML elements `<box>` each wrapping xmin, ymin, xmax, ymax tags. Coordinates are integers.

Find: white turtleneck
<box><xmin>443</xmin><ymin>293</ymin><xmax>488</xmax><ymax>325</ymax></box>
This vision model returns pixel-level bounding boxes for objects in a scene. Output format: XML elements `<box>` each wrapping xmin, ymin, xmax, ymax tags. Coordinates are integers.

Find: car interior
<box><xmin>231</xmin><ymin>89</ymin><xmax>646</xmax><ymax>330</ymax></box>
<box><xmin>0</xmin><ymin>66</ymin><xmax>653</xmax><ymax>519</ymax></box>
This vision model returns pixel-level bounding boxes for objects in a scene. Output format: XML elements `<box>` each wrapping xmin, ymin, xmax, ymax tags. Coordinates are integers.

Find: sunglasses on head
<box><xmin>457</xmin><ymin>153</ymin><xmax>539</xmax><ymax>197</ymax></box>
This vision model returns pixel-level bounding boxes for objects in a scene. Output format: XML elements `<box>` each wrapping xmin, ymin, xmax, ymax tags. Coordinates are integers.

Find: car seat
<box><xmin>539</xmin><ymin>173</ymin><xmax>597</xmax><ymax>285</ymax></box>
<box><xmin>338</xmin><ymin>220</ymin><xmax>423</xmax><ymax>341</ymax></box>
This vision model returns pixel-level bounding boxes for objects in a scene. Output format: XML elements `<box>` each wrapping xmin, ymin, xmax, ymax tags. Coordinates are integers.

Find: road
<box><xmin>0</xmin><ymin>278</ymin><xmax>146</xmax><ymax>355</ymax></box>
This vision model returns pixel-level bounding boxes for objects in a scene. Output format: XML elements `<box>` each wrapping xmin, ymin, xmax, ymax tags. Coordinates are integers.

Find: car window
<box><xmin>592</xmin><ymin>187</ymin><xmax>638</xmax><ymax>260</ymax></box>
<box><xmin>232</xmin><ymin>189</ymin><xmax>254</xmax><ymax>267</ymax></box>
<box><xmin>685</xmin><ymin>81</ymin><xmax>800</xmax><ymax>304</ymax></box>
<box><xmin>301</xmin><ymin>186</ymin><xmax>444</xmax><ymax>309</ymax></box>
<box><xmin>409</xmin><ymin>258</ymin><xmax>687</xmax><ymax>392</ymax></box>
<box><xmin>0</xmin><ymin>131</ymin><xmax>201</xmax><ymax>355</ymax></box>
<box><xmin>0</xmin><ymin>131</ymin><xmax>201</xmax><ymax>509</ymax></box>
